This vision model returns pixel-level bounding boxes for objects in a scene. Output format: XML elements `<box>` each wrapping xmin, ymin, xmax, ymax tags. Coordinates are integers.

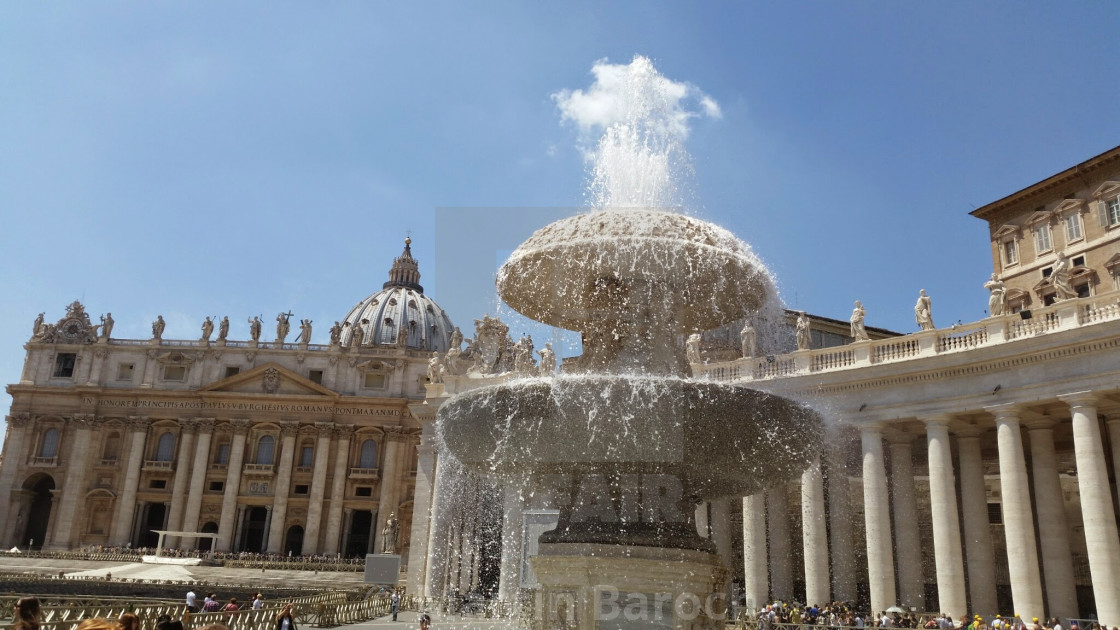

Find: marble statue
<box><xmin>396</xmin><ymin>322</ymin><xmax>409</xmax><ymax>347</ymax></box>
<box><xmin>152</xmin><ymin>315</ymin><xmax>165</xmax><ymax>340</ymax></box>
<box><xmin>686</xmin><ymin>333</ymin><xmax>702</xmax><ymax>364</ymax></box>
<box><xmin>850</xmin><ymin>301</ymin><xmax>869</xmax><ymax>341</ymax></box>
<box><xmin>201</xmin><ymin>316</ymin><xmax>214</xmax><ymax>342</ymax></box>
<box><xmin>32</xmin><ymin>312</ymin><xmax>44</xmax><ymax>338</ymax></box>
<box><xmin>513</xmin><ymin>334</ymin><xmax>537</xmax><ymax>374</ymax></box>
<box><xmin>299</xmin><ymin>319</ymin><xmax>312</xmax><ymax>345</ymax></box>
<box><xmin>351</xmin><ymin>320</ymin><xmax>366</xmax><ymax>348</ymax></box>
<box><xmin>984</xmin><ymin>273</ymin><xmax>1006</xmax><ymax>316</ymax></box>
<box><xmin>448</xmin><ymin>327</ymin><xmax>463</xmax><ymax>357</ymax></box>
<box><xmin>1050</xmin><ymin>251</ymin><xmax>1077</xmax><ymax>301</ymax></box>
<box><xmin>915</xmin><ymin>289</ymin><xmax>935</xmax><ymax>331</ymax></box>
<box><xmin>538</xmin><ymin>342</ymin><xmax>556</xmax><ymax>375</ymax></box>
<box><xmin>329</xmin><ymin>321</ymin><xmax>342</xmax><ymax>345</ymax></box>
<box><xmin>100</xmin><ymin>313</ymin><xmax>114</xmax><ymax>340</ymax></box>
<box><xmin>276</xmin><ymin>312</ymin><xmax>291</xmax><ymax>344</ymax></box>
<box><xmin>380</xmin><ymin>512</ymin><xmax>399</xmax><ymax>554</ymax></box>
<box><xmin>248</xmin><ymin>316</ymin><xmax>262</xmax><ymax>342</ymax></box>
<box><xmin>428</xmin><ymin>352</ymin><xmax>446</xmax><ymax>384</ymax></box>
<box><xmin>471</xmin><ymin>315</ymin><xmax>509</xmax><ymax>374</ymax></box>
<box><xmin>740</xmin><ymin>320</ymin><xmax>758</xmax><ymax>358</ymax></box>
<box><xmin>795</xmin><ymin>312</ymin><xmax>811</xmax><ymax>351</ymax></box>
<box><xmin>217</xmin><ymin>316</ymin><xmax>229</xmax><ymax>341</ymax></box>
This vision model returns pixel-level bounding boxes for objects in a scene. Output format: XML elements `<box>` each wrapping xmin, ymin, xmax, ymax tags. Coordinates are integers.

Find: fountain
<box><xmin>437</xmin><ymin>56</ymin><xmax>824</xmax><ymax>629</ymax></box>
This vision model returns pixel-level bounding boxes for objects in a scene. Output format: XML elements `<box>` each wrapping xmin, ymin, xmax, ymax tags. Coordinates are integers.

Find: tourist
<box><xmin>204</xmin><ymin>594</ymin><xmax>222</xmax><ymax>613</ymax></box>
<box><xmin>252</xmin><ymin>594</ymin><xmax>264</xmax><ymax>610</ymax></box>
<box><xmin>13</xmin><ymin>597</ymin><xmax>41</xmax><ymax>630</ymax></box>
<box><xmin>223</xmin><ymin>598</ymin><xmax>240</xmax><ymax>616</ymax></box>
<box><xmin>119</xmin><ymin>613</ymin><xmax>139</xmax><ymax>630</ymax></box>
<box><xmin>186</xmin><ymin>588</ymin><xmax>198</xmax><ymax>613</ymax></box>
<box><xmin>275</xmin><ymin>604</ymin><xmax>297</xmax><ymax>630</ymax></box>
<box><xmin>391</xmin><ymin>590</ymin><xmax>401</xmax><ymax>622</ymax></box>
<box><xmin>419</xmin><ymin>614</ymin><xmax>431</xmax><ymax>630</ymax></box>
<box><xmin>76</xmin><ymin>620</ymin><xmax>119</xmax><ymax>630</ymax></box>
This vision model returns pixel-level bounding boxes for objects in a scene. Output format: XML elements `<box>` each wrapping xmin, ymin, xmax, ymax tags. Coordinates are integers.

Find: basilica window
<box><xmin>308</xmin><ymin>369</ymin><xmax>324</xmax><ymax>384</ymax></box>
<box><xmin>116</xmin><ymin>363</ymin><xmax>134</xmax><ymax>381</ymax></box>
<box><xmin>214</xmin><ymin>442</ymin><xmax>230</xmax><ymax>465</ymax></box>
<box><xmin>39</xmin><ymin>428</ymin><xmax>60</xmax><ymax>458</ymax></box>
<box><xmin>53</xmin><ymin>353</ymin><xmax>76</xmax><ymax>378</ymax></box>
<box><xmin>256</xmin><ymin>435</ymin><xmax>275</xmax><ymax>465</ymax></box>
<box><xmin>299</xmin><ymin>445</ymin><xmax>314</xmax><ymax>468</ymax></box>
<box><xmin>162</xmin><ymin>365</ymin><xmax>187</xmax><ymax>381</ymax></box>
<box><xmin>363</xmin><ymin>373</ymin><xmax>386</xmax><ymax>389</ymax></box>
<box><xmin>101</xmin><ymin>432</ymin><xmax>121</xmax><ymax>461</ymax></box>
<box><xmin>359</xmin><ymin>439</ymin><xmax>378</xmax><ymax>469</ymax></box>
<box><xmin>155</xmin><ymin>432</ymin><xmax>176</xmax><ymax>462</ymax></box>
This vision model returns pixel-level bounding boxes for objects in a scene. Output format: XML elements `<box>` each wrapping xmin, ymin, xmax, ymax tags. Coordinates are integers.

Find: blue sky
<box><xmin>2</xmin><ymin>2</ymin><xmax>1119</xmax><ymax>429</ymax></box>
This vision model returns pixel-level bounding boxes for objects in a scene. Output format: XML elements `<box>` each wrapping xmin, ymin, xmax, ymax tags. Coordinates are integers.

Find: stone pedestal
<box><xmin>529</xmin><ymin>543</ymin><xmax>728</xmax><ymax>630</ymax></box>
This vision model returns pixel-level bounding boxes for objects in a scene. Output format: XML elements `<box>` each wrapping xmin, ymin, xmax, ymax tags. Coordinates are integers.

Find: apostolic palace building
<box><xmin>4</xmin><ymin>145</ymin><xmax>1120</xmax><ymax>623</ymax></box>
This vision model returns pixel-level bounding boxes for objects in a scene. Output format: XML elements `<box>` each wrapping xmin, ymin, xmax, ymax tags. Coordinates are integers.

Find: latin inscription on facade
<box><xmin>84</xmin><ymin>397</ymin><xmax>402</xmax><ymax>416</ymax></box>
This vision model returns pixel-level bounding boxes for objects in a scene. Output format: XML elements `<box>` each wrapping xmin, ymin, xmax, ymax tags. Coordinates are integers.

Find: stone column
<box><xmin>887</xmin><ymin>431</ymin><xmax>924</xmax><ymax>610</ymax></box>
<box><xmin>861</xmin><ymin>426</ymin><xmax>897</xmax><ymax>614</ymax></box>
<box><xmin>826</xmin><ymin>448</ymin><xmax>856</xmax><ymax>603</ymax></box>
<box><xmin>407</xmin><ymin>429</ymin><xmax>438</xmax><ymax>595</ymax></box>
<box><xmin>710</xmin><ymin>497</ymin><xmax>733</xmax><ymax>568</ymax></box>
<box><xmin>1108</xmin><ymin>417</ymin><xmax>1120</xmax><ymax>539</ymax></box>
<box><xmin>216</xmin><ymin>420</ymin><xmax>249</xmax><ymax>552</ymax></box>
<box><xmin>1059</xmin><ymin>393</ymin><xmax>1120</xmax><ymax>625</ymax></box>
<box><xmin>341</xmin><ymin>508</ymin><xmax>354</xmax><ymax>556</ymax></box>
<box><xmin>109</xmin><ymin>417</ymin><xmax>150</xmax><ymax>546</ymax></box>
<box><xmin>0</xmin><ymin>413</ymin><xmax>32</xmax><ymax>547</ymax></box>
<box><xmin>766</xmin><ymin>484</ymin><xmax>792</xmax><ymax>601</ymax></box>
<box><xmin>1024</xmin><ymin>417</ymin><xmax>1078</xmax><ymax>620</ymax></box>
<box><xmin>181</xmin><ymin>419</ymin><xmax>215</xmax><ymax>547</ymax></box>
<box><xmin>955</xmin><ymin>425</ymin><xmax>997</xmax><ymax>615</ymax></box>
<box><xmin>261</xmin><ymin>505</ymin><xmax>273</xmax><ymax>552</ymax></box>
<box><xmin>742</xmin><ymin>493</ymin><xmax>768</xmax><ymax>609</ymax></box>
<box><xmin>497</xmin><ymin>484</ymin><xmax>525</xmax><ymax>602</ymax></box>
<box><xmin>131</xmin><ymin>501</ymin><xmax>147</xmax><ymax>548</ymax></box>
<box><xmin>301</xmin><ymin>423</ymin><xmax>334</xmax><ymax>555</ymax></box>
<box><xmin>48</xmin><ymin>415</ymin><xmax>96</xmax><ymax>550</ymax></box>
<box><xmin>375</xmin><ymin>427</ymin><xmax>409</xmax><ymax>553</ymax></box>
<box><xmin>924</xmin><ymin>417</ymin><xmax>966</xmax><ymax>616</ymax></box>
<box><xmin>322</xmin><ymin>426</ymin><xmax>354</xmax><ymax>556</ymax></box>
<box><xmin>165</xmin><ymin>420</ymin><xmax>199</xmax><ymax>547</ymax></box>
<box><xmin>990</xmin><ymin>404</ymin><xmax>1044</xmax><ymax>620</ymax></box>
<box><xmin>424</xmin><ymin>453</ymin><xmax>453</xmax><ymax>597</ymax></box>
<box><xmin>801</xmin><ymin>456</ymin><xmax>829</xmax><ymax>606</ymax></box>
<box><xmin>266</xmin><ymin>422</ymin><xmax>298</xmax><ymax>553</ymax></box>
<box><xmin>233</xmin><ymin>504</ymin><xmax>247</xmax><ymax>551</ymax></box>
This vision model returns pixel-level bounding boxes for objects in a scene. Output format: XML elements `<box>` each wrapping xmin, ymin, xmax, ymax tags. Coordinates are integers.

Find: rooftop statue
<box><xmin>276</xmin><ymin>312</ymin><xmax>291</xmax><ymax>344</ymax></box>
<box><xmin>850</xmin><ymin>301</ymin><xmax>869</xmax><ymax>341</ymax></box>
<box><xmin>201</xmin><ymin>316</ymin><xmax>214</xmax><ymax>342</ymax></box>
<box><xmin>985</xmin><ymin>273</ymin><xmax>1006</xmax><ymax>317</ymax></box>
<box><xmin>538</xmin><ymin>342</ymin><xmax>556</xmax><ymax>375</ymax></box>
<box><xmin>329</xmin><ymin>321</ymin><xmax>342</xmax><ymax>345</ymax></box>
<box><xmin>217</xmin><ymin>316</ymin><xmax>229</xmax><ymax>342</ymax></box>
<box><xmin>248</xmin><ymin>316</ymin><xmax>262</xmax><ymax>342</ymax></box>
<box><xmin>1050</xmin><ymin>251</ymin><xmax>1077</xmax><ymax>301</ymax></box>
<box><xmin>299</xmin><ymin>319</ymin><xmax>312</xmax><ymax>345</ymax></box>
<box><xmin>686</xmin><ymin>333</ymin><xmax>702</xmax><ymax>364</ymax></box>
<box><xmin>427</xmin><ymin>352</ymin><xmax>446</xmax><ymax>384</ymax></box>
<box><xmin>795</xmin><ymin>312</ymin><xmax>811</xmax><ymax>351</ymax></box>
<box><xmin>915</xmin><ymin>289</ymin><xmax>935</xmax><ymax>331</ymax></box>
<box><xmin>152</xmin><ymin>315</ymin><xmax>165</xmax><ymax>340</ymax></box>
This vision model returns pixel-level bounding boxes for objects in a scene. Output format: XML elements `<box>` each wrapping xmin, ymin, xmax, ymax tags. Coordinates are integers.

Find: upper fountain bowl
<box><xmin>497</xmin><ymin>209</ymin><xmax>777</xmax><ymax>334</ymax></box>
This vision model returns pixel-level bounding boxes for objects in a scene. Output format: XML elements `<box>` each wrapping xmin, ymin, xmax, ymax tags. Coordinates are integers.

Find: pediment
<box><xmin>1105</xmin><ymin>253</ymin><xmax>1120</xmax><ymax>271</ymax></box>
<box><xmin>992</xmin><ymin>224</ymin><xmax>1019</xmax><ymax>239</ymax></box>
<box><xmin>1053</xmin><ymin>198</ymin><xmax>1085</xmax><ymax>214</ymax></box>
<box><xmin>199</xmin><ymin>362</ymin><xmax>336</xmax><ymax>397</ymax></box>
<box><xmin>1093</xmin><ymin>181</ymin><xmax>1120</xmax><ymax>199</ymax></box>
<box><xmin>1024</xmin><ymin>210</ymin><xmax>1054</xmax><ymax>227</ymax></box>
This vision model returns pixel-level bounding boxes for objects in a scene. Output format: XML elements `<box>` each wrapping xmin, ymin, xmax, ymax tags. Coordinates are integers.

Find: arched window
<box><xmin>155</xmin><ymin>432</ymin><xmax>176</xmax><ymax>461</ymax></box>
<box><xmin>256</xmin><ymin>435</ymin><xmax>275</xmax><ymax>465</ymax></box>
<box><xmin>39</xmin><ymin>428</ymin><xmax>60</xmax><ymax>458</ymax></box>
<box><xmin>359</xmin><ymin>439</ymin><xmax>378</xmax><ymax>469</ymax></box>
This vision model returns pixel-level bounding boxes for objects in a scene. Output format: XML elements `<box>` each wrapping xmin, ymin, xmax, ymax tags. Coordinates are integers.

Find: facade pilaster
<box><xmin>216</xmin><ymin>420</ymin><xmax>249</xmax><ymax>552</ymax></box>
<box><xmin>861</xmin><ymin>425</ymin><xmax>897</xmax><ymax>614</ymax></box>
<box><xmin>0</xmin><ymin>413</ymin><xmax>32</xmax><ymax>547</ymax></box>
<box><xmin>800</xmin><ymin>456</ymin><xmax>829</xmax><ymax>606</ymax></box>
<box><xmin>497</xmin><ymin>484</ymin><xmax>524</xmax><ymax>602</ymax></box>
<box><xmin>266</xmin><ymin>422</ymin><xmax>298</xmax><ymax>553</ymax></box>
<box><xmin>1059</xmin><ymin>393</ymin><xmax>1120</xmax><ymax>625</ymax></box>
<box><xmin>181</xmin><ymin>418</ymin><xmax>215</xmax><ymax>547</ymax></box>
<box><xmin>375</xmin><ymin>426</ymin><xmax>409</xmax><ymax>553</ymax></box>
<box><xmin>766</xmin><ymin>484</ymin><xmax>792</xmax><ymax>601</ymax></box>
<box><xmin>109</xmin><ymin>417</ymin><xmax>150</xmax><ymax>545</ymax></box>
<box><xmin>955</xmin><ymin>425</ymin><xmax>997</xmax><ymax>615</ymax></box>
<box><xmin>322</xmin><ymin>425</ymin><xmax>354</xmax><ymax>556</ymax></box>
<box><xmin>825</xmin><ymin>449</ymin><xmax>856</xmax><ymax>602</ymax></box>
<box><xmin>301</xmin><ymin>423</ymin><xmax>334</xmax><ymax>555</ymax></box>
<box><xmin>924</xmin><ymin>417</ymin><xmax>966</xmax><ymax>616</ymax></box>
<box><xmin>1024</xmin><ymin>417</ymin><xmax>1078</xmax><ymax>620</ymax></box>
<box><xmin>165</xmin><ymin>419</ymin><xmax>199</xmax><ymax>547</ymax></box>
<box><xmin>742</xmin><ymin>493</ymin><xmax>769</xmax><ymax>609</ymax></box>
<box><xmin>990</xmin><ymin>404</ymin><xmax>1044</xmax><ymax>620</ymax></box>
<box><xmin>48</xmin><ymin>414</ymin><xmax>96</xmax><ymax>549</ymax></box>
<box><xmin>887</xmin><ymin>431</ymin><xmax>924</xmax><ymax>611</ymax></box>
<box><xmin>85</xmin><ymin>347</ymin><xmax>107</xmax><ymax>386</ymax></box>
<box><xmin>407</xmin><ymin>428</ymin><xmax>438</xmax><ymax>594</ymax></box>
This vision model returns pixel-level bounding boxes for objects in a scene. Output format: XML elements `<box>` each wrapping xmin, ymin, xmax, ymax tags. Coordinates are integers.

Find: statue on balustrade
<box><xmin>686</xmin><ymin>333</ymin><xmax>702</xmax><ymax>364</ymax></box>
<box><xmin>201</xmin><ymin>316</ymin><xmax>214</xmax><ymax>342</ymax></box>
<box><xmin>217</xmin><ymin>316</ymin><xmax>229</xmax><ymax>342</ymax></box>
<box><xmin>448</xmin><ymin>326</ymin><xmax>463</xmax><ymax>358</ymax></box>
<box><xmin>152</xmin><ymin>315</ymin><xmax>166</xmax><ymax>340</ymax></box>
<box><xmin>741</xmin><ymin>320</ymin><xmax>759</xmax><ymax>357</ymax></box>
<box><xmin>538</xmin><ymin>342</ymin><xmax>556</xmax><ymax>375</ymax></box>
<box><xmin>276</xmin><ymin>312</ymin><xmax>291</xmax><ymax>344</ymax></box>
<box><xmin>850</xmin><ymin>301</ymin><xmax>869</xmax><ymax>342</ymax></box>
<box><xmin>248</xmin><ymin>316</ymin><xmax>262</xmax><ymax>342</ymax></box>
<box><xmin>380</xmin><ymin>513</ymin><xmax>399</xmax><ymax>554</ymax></box>
<box><xmin>100</xmin><ymin>313</ymin><xmax>115</xmax><ymax>340</ymax></box>
<box><xmin>1050</xmin><ymin>251</ymin><xmax>1078</xmax><ymax>301</ymax></box>
<box><xmin>915</xmin><ymin>289</ymin><xmax>935</xmax><ymax>331</ymax></box>
<box><xmin>350</xmin><ymin>320</ymin><xmax>366</xmax><ymax>348</ymax></box>
<box><xmin>984</xmin><ymin>273</ymin><xmax>1006</xmax><ymax>316</ymax></box>
<box><xmin>32</xmin><ymin>312</ymin><xmax>45</xmax><ymax>339</ymax></box>
<box><xmin>299</xmin><ymin>319</ymin><xmax>313</xmax><ymax>345</ymax></box>
<box><xmin>329</xmin><ymin>321</ymin><xmax>343</xmax><ymax>345</ymax></box>
<box><xmin>427</xmin><ymin>352</ymin><xmax>446</xmax><ymax>384</ymax></box>
<box><xmin>795</xmin><ymin>312</ymin><xmax>811</xmax><ymax>351</ymax></box>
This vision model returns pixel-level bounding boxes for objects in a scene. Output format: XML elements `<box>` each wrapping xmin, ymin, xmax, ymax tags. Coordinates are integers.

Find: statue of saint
<box><xmin>984</xmin><ymin>273</ymin><xmax>1006</xmax><ymax>317</ymax></box>
<box><xmin>32</xmin><ymin>312</ymin><xmax>45</xmax><ymax>338</ymax></box>
<box><xmin>276</xmin><ymin>312</ymin><xmax>291</xmax><ymax>344</ymax></box>
<box><xmin>100</xmin><ymin>313</ymin><xmax>114</xmax><ymax>340</ymax></box>
<box><xmin>396</xmin><ymin>322</ymin><xmax>409</xmax><ymax>347</ymax></box>
<box><xmin>248</xmin><ymin>316</ymin><xmax>262</xmax><ymax>342</ymax></box>
<box><xmin>380</xmin><ymin>513</ymin><xmax>399</xmax><ymax>554</ymax></box>
<box><xmin>299</xmin><ymin>319</ymin><xmax>312</xmax><ymax>345</ymax></box>
<box><xmin>201</xmin><ymin>316</ymin><xmax>214</xmax><ymax>342</ymax></box>
<box><xmin>538</xmin><ymin>342</ymin><xmax>556</xmax><ymax>375</ymax></box>
<box><xmin>795</xmin><ymin>312</ymin><xmax>811</xmax><ymax>351</ymax></box>
<box><xmin>741</xmin><ymin>320</ymin><xmax>758</xmax><ymax>357</ymax></box>
<box><xmin>428</xmin><ymin>352</ymin><xmax>446</xmax><ymax>384</ymax></box>
<box><xmin>448</xmin><ymin>327</ymin><xmax>463</xmax><ymax>358</ymax></box>
<box><xmin>217</xmin><ymin>316</ymin><xmax>229</xmax><ymax>341</ymax></box>
<box><xmin>329</xmin><ymin>321</ymin><xmax>343</xmax><ymax>345</ymax></box>
<box><xmin>152</xmin><ymin>315</ymin><xmax>166</xmax><ymax>340</ymax></box>
<box><xmin>915</xmin><ymin>290</ymin><xmax>935</xmax><ymax>331</ymax></box>
<box><xmin>850</xmin><ymin>301</ymin><xmax>869</xmax><ymax>342</ymax></box>
<box><xmin>1050</xmin><ymin>251</ymin><xmax>1077</xmax><ymax>301</ymax></box>
<box><xmin>686</xmin><ymin>333</ymin><xmax>702</xmax><ymax>364</ymax></box>
<box><xmin>351</xmin><ymin>320</ymin><xmax>366</xmax><ymax>348</ymax></box>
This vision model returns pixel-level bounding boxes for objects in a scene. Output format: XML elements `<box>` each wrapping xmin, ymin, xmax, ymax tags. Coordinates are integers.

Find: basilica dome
<box><xmin>338</xmin><ymin>238</ymin><xmax>455</xmax><ymax>353</ymax></box>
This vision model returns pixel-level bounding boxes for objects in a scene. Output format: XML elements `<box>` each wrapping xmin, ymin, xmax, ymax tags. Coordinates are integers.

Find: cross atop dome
<box><xmin>384</xmin><ymin>236</ymin><xmax>424</xmax><ymax>292</ymax></box>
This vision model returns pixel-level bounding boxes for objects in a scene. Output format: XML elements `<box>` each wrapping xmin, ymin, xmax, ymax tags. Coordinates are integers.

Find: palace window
<box><xmin>1107</xmin><ymin>197</ymin><xmax>1120</xmax><ymax>227</ymax></box>
<box><xmin>359</xmin><ymin>439</ymin><xmax>378</xmax><ymax>469</ymax></box>
<box><xmin>53</xmin><ymin>353</ymin><xmax>76</xmax><ymax>378</ymax></box>
<box><xmin>155</xmin><ymin>432</ymin><xmax>176</xmax><ymax>461</ymax></box>
<box><xmin>1064</xmin><ymin>212</ymin><xmax>1083</xmax><ymax>242</ymax></box>
<box><xmin>256</xmin><ymin>435</ymin><xmax>275</xmax><ymax>465</ymax></box>
<box><xmin>1003</xmin><ymin>240</ymin><xmax>1018</xmax><ymax>265</ymax></box>
<box><xmin>39</xmin><ymin>428</ymin><xmax>60</xmax><ymax>458</ymax></box>
<box><xmin>1033</xmin><ymin>224</ymin><xmax>1052</xmax><ymax>254</ymax></box>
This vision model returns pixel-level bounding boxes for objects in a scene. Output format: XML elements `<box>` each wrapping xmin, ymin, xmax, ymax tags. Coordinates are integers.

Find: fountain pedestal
<box><xmin>529</xmin><ymin>543</ymin><xmax>728</xmax><ymax>630</ymax></box>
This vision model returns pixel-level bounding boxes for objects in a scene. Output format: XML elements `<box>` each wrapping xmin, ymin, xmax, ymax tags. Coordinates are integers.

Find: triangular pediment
<box><xmin>199</xmin><ymin>362</ymin><xmax>337</xmax><ymax>397</ymax></box>
<box><xmin>992</xmin><ymin>224</ymin><xmax>1020</xmax><ymax>239</ymax></box>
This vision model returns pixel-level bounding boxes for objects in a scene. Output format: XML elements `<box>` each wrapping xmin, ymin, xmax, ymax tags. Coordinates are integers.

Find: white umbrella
<box><xmin>886</xmin><ymin>606</ymin><xmax>906</xmax><ymax>613</ymax></box>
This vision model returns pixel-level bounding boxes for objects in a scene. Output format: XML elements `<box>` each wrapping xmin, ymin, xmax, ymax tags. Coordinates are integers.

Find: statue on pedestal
<box><xmin>428</xmin><ymin>352</ymin><xmax>446</xmax><ymax>384</ymax></box>
<box><xmin>915</xmin><ymin>290</ymin><xmax>935</xmax><ymax>331</ymax></box>
<box><xmin>201</xmin><ymin>316</ymin><xmax>214</xmax><ymax>342</ymax></box>
<box><xmin>984</xmin><ymin>273</ymin><xmax>1006</xmax><ymax>316</ymax></box>
<box><xmin>329</xmin><ymin>321</ymin><xmax>342</xmax><ymax>345</ymax></box>
<box><xmin>152</xmin><ymin>315</ymin><xmax>166</xmax><ymax>340</ymax></box>
<box><xmin>380</xmin><ymin>513</ymin><xmax>399</xmax><ymax>554</ymax></box>
<box><xmin>850</xmin><ymin>301</ymin><xmax>869</xmax><ymax>342</ymax></box>
<box><xmin>276</xmin><ymin>312</ymin><xmax>291</xmax><ymax>344</ymax></box>
<box><xmin>248</xmin><ymin>316</ymin><xmax>262</xmax><ymax>342</ymax></box>
<box><xmin>217</xmin><ymin>316</ymin><xmax>229</xmax><ymax>342</ymax></box>
<box><xmin>686</xmin><ymin>333</ymin><xmax>702</xmax><ymax>364</ymax></box>
<box><xmin>350</xmin><ymin>320</ymin><xmax>366</xmax><ymax>348</ymax></box>
<box><xmin>100</xmin><ymin>313</ymin><xmax>115</xmax><ymax>340</ymax></box>
<box><xmin>741</xmin><ymin>320</ymin><xmax>758</xmax><ymax>358</ymax></box>
<box><xmin>795</xmin><ymin>312</ymin><xmax>811</xmax><ymax>351</ymax></box>
<box><xmin>1050</xmin><ymin>251</ymin><xmax>1077</xmax><ymax>301</ymax></box>
<box><xmin>538</xmin><ymin>342</ymin><xmax>556</xmax><ymax>375</ymax></box>
<box><xmin>32</xmin><ymin>312</ymin><xmax>45</xmax><ymax>339</ymax></box>
<box><xmin>299</xmin><ymin>319</ymin><xmax>312</xmax><ymax>345</ymax></box>
<box><xmin>448</xmin><ymin>327</ymin><xmax>463</xmax><ymax>358</ymax></box>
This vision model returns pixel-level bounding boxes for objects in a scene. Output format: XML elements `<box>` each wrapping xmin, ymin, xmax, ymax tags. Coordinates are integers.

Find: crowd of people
<box><xmin>9</xmin><ymin>596</ymin><xmax>313</xmax><ymax>630</ymax></box>
<box><xmin>61</xmin><ymin>545</ymin><xmax>368</xmax><ymax>564</ymax></box>
<box><xmin>749</xmin><ymin>603</ymin><xmax>1118</xmax><ymax>630</ymax></box>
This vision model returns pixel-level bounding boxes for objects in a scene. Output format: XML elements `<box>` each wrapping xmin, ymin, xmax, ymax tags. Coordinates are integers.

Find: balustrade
<box><xmin>872</xmin><ymin>338</ymin><xmax>919</xmax><ymax>363</ymax></box>
<box><xmin>811</xmin><ymin>349</ymin><xmax>853</xmax><ymax>372</ymax></box>
<box><xmin>937</xmin><ymin>327</ymin><xmax>988</xmax><ymax>353</ymax></box>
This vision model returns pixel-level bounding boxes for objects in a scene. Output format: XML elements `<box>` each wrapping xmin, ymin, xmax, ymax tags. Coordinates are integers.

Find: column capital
<box><xmin>985</xmin><ymin>402</ymin><xmax>1024</xmax><ymax>421</ymax></box>
<box><xmin>127</xmin><ymin>415</ymin><xmax>151</xmax><ymax>430</ymax></box>
<box><xmin>194</xmin><ymin>417</ymin><xmax>216</xmax><ymax>432</ymax></box>
<box><xmin>1057</xmin><ymin>391</ymin><xmax>1098</xmax><ymax>409</ymax></box>
<box><xmin>858</xmin><ymin>423</ymin><xmax>885</xmax><ymax>438</ymax></box>
<box><xmin>179</xmin><ymin>418</ymin><xmax>200</xmax><ymax>433</ymax></box>
<box><xmin>72</xmin><ymin>413</ymin><xmax>98</xmax><ymax>427</ymax></box>
<box><xmin>1022</xmin><ymin>416</ymin><xmax>1057</xmax><ymax>431</ymax></box>
<box><xmin>953</xmin><ymin>420</ymin><xmax>987</xmax><ymax>438</ymax></box>
<box><xmin>230</xmin><ymin>418</ymin><xmax>251</xmax><ymax>435</ymax></box>
<box><xmin>921</xmin><ymin>414</ymin><xmax>955</xmax><ymax>431</ymax></box>
<box><xmin>8</xmin><ymin>412</ymin><xmax>31</xmax><ymax>428</ymax></box>
<box><xmin>884</xmin><ymin>429</ymin><xmax>915</xmax><ymax>445</ymax></box>
<box><xmin>314</xmin><ymin>422</ymin><xmax>335</xmax><ymax>437</ymax></box>
<box><xmin>334</xmin><ymin>425</ymin><xmax>356</xmax><ymax>439</ymax></box>
<box><xmin>279</xmin><ymin>422</ymin><xmax>300</xmax><ymax>438</ymax></box>
<box><xmin>382</xmin><ymin>426</ymin><xmax>411</xmax><ymax>442</ymax></box>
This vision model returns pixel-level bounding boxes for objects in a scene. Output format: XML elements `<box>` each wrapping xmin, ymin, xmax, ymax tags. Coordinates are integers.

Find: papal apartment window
<box><xmin>308</xmin><ymin>369</ymin><xmax>324</xmax><ymax>384</ymax></box>
<box><xmin>53</xmin><ymin>353</ymin><xmax>76</xmax><ymax>378</ymax></box>
<box><xmin>162</xmin><ymin>365</ymin><xmax>187</xmax><ymax>381</ymax></box>
<box><xmin>1064</xmin><ymin>213</ymin><xmax>1083</xmax><ymax>242</ymax></box>
<box><xmin>1034</xmin><ymin>224</ymin><xmax>1052</xmax><ymax>254</ymax></box>
<box><xmin>1073</xmin><ymin>255</ymin><xmax>1086</xmax><ymax>267</ymax></box>
<box><xmin>116</xmin><ymin>363</ymin><xmax>134</xmax><ymax>381</ymax></box>
<box><xmin>1003</xmin><ymin>240</ymin><xmax>1018</xmax><ymax>265</ymax></box>
<box><xmin>1107</xmin><ymin>197</ymin><xmax>1120</xmax><ymax>227</ymax></box>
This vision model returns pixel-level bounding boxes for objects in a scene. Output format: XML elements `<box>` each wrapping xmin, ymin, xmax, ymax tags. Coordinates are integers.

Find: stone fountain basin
<box><xmin>437</xmin><ymin>375</ymin><xmax>823</xmax><ymax>499</ymax></box>
<box><xmin>496</xmin><ymin>210</ymin><xmax>777</xmax><ymax>333</ymax></box>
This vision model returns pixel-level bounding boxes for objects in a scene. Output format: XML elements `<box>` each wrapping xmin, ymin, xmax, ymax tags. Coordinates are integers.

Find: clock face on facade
<box><xmin>61</xmin><ymin>318</ymin><xmax>85</xmax><ymax>341</ymax></box>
